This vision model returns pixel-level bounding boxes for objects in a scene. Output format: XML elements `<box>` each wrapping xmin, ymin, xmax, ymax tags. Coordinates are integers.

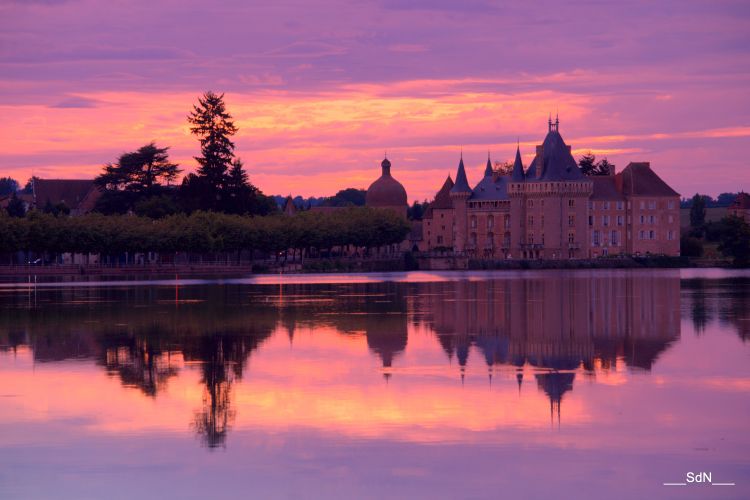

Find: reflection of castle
<box><xmin>418</xmin><ymin>273</ymin><xmax>682</xmax><ymax>416</ymax></box>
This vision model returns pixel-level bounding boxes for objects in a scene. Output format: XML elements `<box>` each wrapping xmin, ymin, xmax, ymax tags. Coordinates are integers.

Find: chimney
<box><xmin>535</xmin><ymin>145</ymin><xmax>544</xmax><ymax>179</ymax></box>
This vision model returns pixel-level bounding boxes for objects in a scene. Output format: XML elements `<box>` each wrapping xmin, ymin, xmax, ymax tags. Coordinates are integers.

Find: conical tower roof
<box><xmin>450</xmin><ymin>155</ymin><xmax>472</xmax><ymax>194</ymax></box>
<box><xmin>484</xmin><ymin>153</ymin><xmax>493</xmax><ymax>177</ymax></box>
<box><xmin>511</xmin><ymin>145</ymin><xmax>525</xmax><ymax>182</ymax></box>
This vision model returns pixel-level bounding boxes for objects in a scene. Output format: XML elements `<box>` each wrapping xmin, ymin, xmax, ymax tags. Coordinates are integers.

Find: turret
<box><xmin>450</xmin><ymin>154</ymin><xmax>472</xmax><ymax>252</ymax></box>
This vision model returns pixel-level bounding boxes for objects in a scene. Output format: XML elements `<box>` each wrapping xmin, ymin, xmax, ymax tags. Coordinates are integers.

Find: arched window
<box><xmin>487</xmin><ymin>215</ymin><xmax>494</xmax><ymax>229</ymax></box>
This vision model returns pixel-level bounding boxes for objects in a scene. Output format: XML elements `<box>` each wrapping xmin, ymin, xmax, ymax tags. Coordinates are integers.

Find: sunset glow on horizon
<box><xmin>1</xmin><ymin>0</ymin><xmax>748</xmax><ymax>201</ymax></box>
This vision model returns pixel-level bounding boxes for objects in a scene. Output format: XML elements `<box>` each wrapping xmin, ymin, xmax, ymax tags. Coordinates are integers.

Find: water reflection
<box><xmin>1</xmin><ymin>271</ymin><xmax>749</xmax><ymax>449</ymax></box>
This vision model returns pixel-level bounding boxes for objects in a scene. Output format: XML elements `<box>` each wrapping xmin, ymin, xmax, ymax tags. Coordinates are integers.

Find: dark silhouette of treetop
<box><xmin>577</xmin><ymin>152</ymin><xmax>613</xmax><ymax>176</ymax></box>
<box><xmin>96</xmin><ymin>142</ymin><xmax>180</xmax><ymax>194</ymax></box>
<box><xmin>188</xmin><ymin>91</ymin><xmax>238</xmax><ymax>193</ymax></box>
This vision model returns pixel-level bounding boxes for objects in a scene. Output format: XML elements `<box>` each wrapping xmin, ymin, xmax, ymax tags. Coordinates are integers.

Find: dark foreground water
<box><xmin>0</xmin><ymin>269</ymin><xmax>748</xmax><ymax>499</ymax></box>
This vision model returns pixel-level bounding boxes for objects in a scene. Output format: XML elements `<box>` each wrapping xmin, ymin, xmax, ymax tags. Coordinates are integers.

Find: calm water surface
<box><xmin>1</xmin><ymin>269</ymin><xmax>748</xmax><ymax>499</ymax></box>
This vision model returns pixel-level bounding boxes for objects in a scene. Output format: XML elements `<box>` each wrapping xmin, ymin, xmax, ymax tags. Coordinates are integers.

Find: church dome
<box><xmin>366</xmin><ymin>157</ymin><xmax>408</xmax><ymax>208</ymax></box>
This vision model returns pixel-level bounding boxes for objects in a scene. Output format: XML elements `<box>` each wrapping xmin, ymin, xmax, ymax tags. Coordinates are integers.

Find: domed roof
<box><xmin>366</xmin><ymin>157</ymin><xmax>408</xmax><ymax>207</ymax></box>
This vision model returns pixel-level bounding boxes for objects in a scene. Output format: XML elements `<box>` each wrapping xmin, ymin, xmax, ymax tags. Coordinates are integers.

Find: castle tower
<box><xmin>450</xmin><ymin>154</ymin><xmax>472</xmax><ymax>252</ymax></box>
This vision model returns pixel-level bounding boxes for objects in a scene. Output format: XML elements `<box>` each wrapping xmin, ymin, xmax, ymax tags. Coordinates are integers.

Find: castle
<box><xmin>366</xmin><ymin>119</ymin><xmax>681</xmax><ymax>258</ymax></box>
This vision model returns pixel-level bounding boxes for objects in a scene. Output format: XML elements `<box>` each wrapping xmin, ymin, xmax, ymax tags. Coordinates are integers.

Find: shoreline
<box><xmin>0</xmin><ymin>256</ymin><xmax>737</xmax><ymax>278</ymax></box>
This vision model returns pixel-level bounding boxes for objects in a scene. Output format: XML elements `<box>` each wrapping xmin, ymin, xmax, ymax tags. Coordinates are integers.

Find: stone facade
<box><xmin>420</xmin><ymin>120</ymin><xmax>681</xmax><ymax>258</ymax></box>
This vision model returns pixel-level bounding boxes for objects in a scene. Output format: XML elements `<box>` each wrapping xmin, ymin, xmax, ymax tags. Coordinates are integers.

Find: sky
<box><xmin>0</xmin><ymin>0</ymin><xmax>749</xmax><ymax>202</ymax></box>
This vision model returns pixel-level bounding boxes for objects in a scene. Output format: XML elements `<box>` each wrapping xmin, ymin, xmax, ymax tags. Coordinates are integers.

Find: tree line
<box><xmin>0</xmin><ymin>208</ymin><xmax>411</xmax><ymax>265</ymax></box>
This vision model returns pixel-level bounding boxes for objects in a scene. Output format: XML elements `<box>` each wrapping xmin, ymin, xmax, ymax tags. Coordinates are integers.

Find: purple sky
<box><xmin>1</xmin><ymin>0</ymin><xmax>749</xmax><ymax>200</ymax></box>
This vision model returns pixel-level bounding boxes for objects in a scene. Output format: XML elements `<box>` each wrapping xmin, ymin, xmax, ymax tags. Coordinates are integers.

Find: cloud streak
<box><xmin>0</xmin><ymin>0</ymin><xmax>748</xmax><ymax>199</ymax></box>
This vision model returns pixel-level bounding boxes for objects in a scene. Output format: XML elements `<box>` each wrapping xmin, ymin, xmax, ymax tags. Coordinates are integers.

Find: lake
<box><xmin>0</xmin><ymin>269</ymin><xmax>748</xmax><ymax>499</ymax></box>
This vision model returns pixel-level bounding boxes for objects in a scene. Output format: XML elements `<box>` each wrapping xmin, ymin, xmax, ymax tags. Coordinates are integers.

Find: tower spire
<box><xmin>511</xmin><ymin>141</ymin><xmax>525</xmax><ymax>182</ymax></box>
<box><xmin>450</xmin><ymin>153</ymin><xmax>472</xmax><ymax>194</ymax></box>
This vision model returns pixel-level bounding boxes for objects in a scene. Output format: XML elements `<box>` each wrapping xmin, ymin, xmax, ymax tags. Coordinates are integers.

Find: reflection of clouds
<box><xmin>4</xmin><ymin>272</ymin><xmax>750</xmax><ymax>448</ymax></box>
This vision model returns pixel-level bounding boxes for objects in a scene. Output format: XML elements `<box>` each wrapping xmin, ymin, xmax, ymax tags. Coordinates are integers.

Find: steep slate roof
<box><xmin>590</xmin><ymin>176</ymin><xmax>625</xmax><ymax>201</ymax></box>
<box><xmin>511</xmin><ymin>145</ymin><xmax>525</xmax><ymax>182</ymax></box>
<box><xmin>424</xmin><ymin>175</ymin><xmax>454</xmax><ymax>218</ymax></box>
<box><xmin>616</xmin><ymin>162</ymin><xmax>679</xmax><ymax>197</ymax></box>
<box><xmin>282</xmin><ymin>195</ymin><xmax>297</xmax><ymax>215</ymax></box>
<box><xmin>470</xmin><ymin>175</ymin><xmax>510</xmax><ymax>201</ymax></box>
<box><xmin>450</xmin><ymin>156</ymin><xmax>472</xmax><ymax>194</ymax></box>
<box><xmin>33</xmin><ymin>179</ymin><xmax>99</xmax><ymax>212</ymax></box>
<box><xmin>483</xmin><ymin>155</ymin><xmax>493</xmax><ymax>177</ymax></box>
<box><xmin>524</xmin><ymin>130</ymin><xmax>586</xmax><ymax>182</ymax></box>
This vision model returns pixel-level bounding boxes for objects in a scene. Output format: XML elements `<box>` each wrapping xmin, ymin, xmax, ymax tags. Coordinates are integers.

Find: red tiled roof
<box><xmin>590</xmin><ymin>176</ymin><xmax>625</xmax><ymax>201</ymax></box>
<box><xmin>615</xmin><ymin>162</ymin><xmax>679</xmax><ymax>197</ymax></box>
<box><xmin>34</xmin><ymin>179</ymin><xmax>98</xmax><ymax>211</ymax></box>
<box><xmin>424</xmin><ymin>176</ymin><xmax>454</xmax><ymax>218</ymax></box>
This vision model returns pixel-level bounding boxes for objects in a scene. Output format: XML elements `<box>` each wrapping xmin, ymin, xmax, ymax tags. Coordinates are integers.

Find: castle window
<box><xmin>541</xmin><ymin>233</ymin><xmax>545</xmax><ymax>245</ymax></box>
<box><xmin>617</xmin><ymin>215</ymin><xmax>624</xmax><ymax>226</ymax></box>
<box><xmin>640</xmin><ymin>201</ymin><xmax>645</xmax><ymax>209</ymax></box>
<box><xmin>611</xmin><ymin>230</ymin><xmax>619</xmax><ymax>246</ymax></box>
<box><xmin>528</xmin><ymin>215</ymin><xmax>534</xmax><ymax>227</ymax></box>
<box><xmin>470</xmin><ymin>216</ymin><xmax>477</xmax><ymax>229</ymax></box>
<box><xmin>540</xmin><ymin>216</ymin><xmax>544</xmax><ymax>228</ymax></box>
<box><xmin>603</xmin><ymin>215</ymin><xmax>610</xmax><ymax>227</ymax></box>
<box><xmin>592</xmin><ymin>230</ymin><xmax>600</xmax><ymax>247</ymax></box>
<box><xmin>528</xmin><ymin>200</ymin><xmax>533</xmax><ymax>208</ymax></box>
<box><xmin>437</xmin><ymin>235</ymin><xmax>443</xmax><ymax>244</ymax></box>
<box><xmin>649</xmin><ymin>201</ymin><xmax>656</xmax><ymax>210</ymax></box>
<box><xmin>568</xmin><ymin>199</ymin><xmax>575</xmax><ymax>208</ymax></box>
<box><xmin>649</xmin><ymin>215</ymin><xmax>655</xmax><ymax>224</ymax></box>
<box><xmin>603</xmin><ymin>201</ymin><xmax>610</xmax><ymax>210</ymax></box>
<box><xmin>668</xmin><ymin>200</ymin><xmax>675</xmax><ymax>209</ymax></box>
<box><xmin>668</xmin><ymin>230</ymin><xmax>674</xmax><ymax>240</ymax></box>
<box><xmin>589</xmin><ymin>201</ymin><xmax>594</xmax><ymax>210</ymax></box>
<box><xmin>568</xmin><ymin>232</ymin><xmax>575</xmax><ymax>243</ymax></box>
<box><xmin>617</xmin><ymin>201</ymin><xmax>624</xmax><ymax>210</ymax></box>
<box><xmin>589</xmin><ymin>216</ymin><xmax>593</xmax><ymax>226</ymax></box>
<box><xmin>568</xmin><ymin>215</ymin><xmax>575</xmax><ymax>227</ymax></box>
<box><xmin>487</xmin><ymin>215</ymin><xmax>494</xmax><ymax>229</ymax></box>
<box><xmin>668</xmin><ymin>215</ymin><xmax>673</xmax><ymax>224</ymax></box>
<box><xmin>528</xmin><ymin>233</ymin><xmax>534</xmax><ymax>244</ymax></box>
<box><xmin>639</xmin><ymin>230</ymin><xmax>645</xmax><ymax>240</ymax></box>
<box><xmin>504</xmin><ymin>215</ymin><xmax>510</xmax><ymax>229</ymax></box>
<box><xmin>640</xmin><ymin>215</ymin><xmax>645</xmax><ymax>224</ymax></box>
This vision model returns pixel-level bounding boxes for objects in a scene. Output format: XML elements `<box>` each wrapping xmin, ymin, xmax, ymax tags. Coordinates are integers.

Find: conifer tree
<box><xmin>187</xmin><ymin>91</ymin><xmax>238</xmax><ymax>196</ymax></box>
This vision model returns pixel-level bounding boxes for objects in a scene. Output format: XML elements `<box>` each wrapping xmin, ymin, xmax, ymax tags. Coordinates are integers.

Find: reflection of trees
<box><xmin>683</xmin><ymin>277</ymin><xmax>750</xmax><ymax>342</ymax></box>
<box><xmin>685</xmin><ymin>279</ymin><xmax>709</xmax><ymax>334</ymax></box>
<box><xmin>100</xmin><ymin>329</ymin><xmax>177</xmax><ymax>397</ymax></box>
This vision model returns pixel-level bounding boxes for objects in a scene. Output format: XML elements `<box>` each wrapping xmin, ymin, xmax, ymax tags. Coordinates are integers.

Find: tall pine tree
<box><xmin>187</xmin><ymin>91</ymin><xmax>238</xmax><ymax>200</ymax></box>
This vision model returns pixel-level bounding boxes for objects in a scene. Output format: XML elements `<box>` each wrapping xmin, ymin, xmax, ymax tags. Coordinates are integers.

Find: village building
<box><xmin>727</xmin><ymin>192</ymin><xmax>750</xmax><ymax>222</ymax></box>
<box><xmin>30</xmin><ymin>178</ymin><xmax>101</xmax><ymax>215</ymax></box>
